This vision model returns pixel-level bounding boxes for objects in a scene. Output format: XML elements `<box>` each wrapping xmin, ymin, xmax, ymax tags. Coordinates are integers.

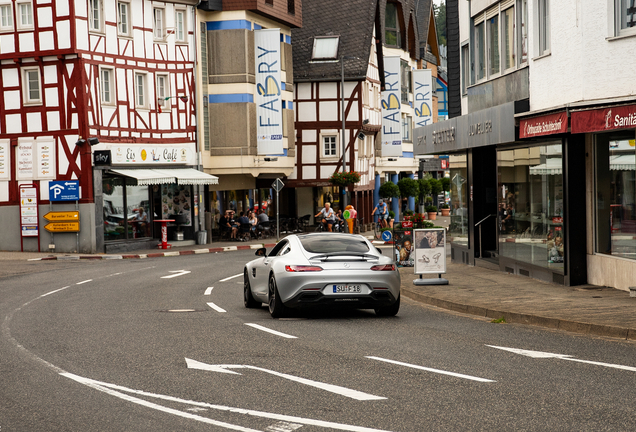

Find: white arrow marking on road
<box><xmin>204</xmin><ymin>287</ymin><xmax>214</xmax><ymax>296</ymax></box>
<box><xmin>62</xmin><ymin>372</ymin><xmax>393</xmax><ymax>431</ymax></box>
<box><xmin>487</xmin><ymin>345</ymin><xmax>636</xmax><ymax>372</ymax></box>
<box><xmin>186</xmin><ymin>358</ymin><xmax>386</xmax><ymax>401</ymax></box>
<box><xmin>219</xmin><ymin>273</ymin><xmax>242</xmax><ymax>282</ymax></box>
<box><xmin>245</xmin><ymin>323</ymin><xmax>297</xmax><ymax>339</ymax></box>
<box><xmin>366</xmin><ymin>356</ymin><xmax>496</xmax><ymax>383</ymax></box>
<box><xmin>207</xmin><ymin>302</ymin><xmax>227</xmax><ymax>313</ymax></box>
<box><xmin>161</xmin><ymin>270</ymin><xmax>191</xmax><ymax>279</ymax></box>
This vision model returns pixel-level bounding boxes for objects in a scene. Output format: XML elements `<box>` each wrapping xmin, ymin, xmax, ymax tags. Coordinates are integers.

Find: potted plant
<box><xmin>440</xmin><ymin>203</ymin><xmax>451</xmax><ymax>216</ymax></box>
<box><xmin>425</xmin><ymin>205</ymin><xmax>438</xmax><ymax>220</ymax></box>
<box><xmin>418</xmin><ymin>178</ymin><xmax>431</xmax><ymax>213</ymax></box>
<box><xmin>397</xmin><ymin>178</ymin><xmax>419</xmax><ymax>214</ymax></box>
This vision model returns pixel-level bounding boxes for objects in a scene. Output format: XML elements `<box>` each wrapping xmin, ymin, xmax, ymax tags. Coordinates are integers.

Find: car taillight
<box><xmin>285</xmin><ymin>265</ymin><xmax>323</xmax><ymax>272</ymax></box>
<box><xmin>370</xmin><ymin>264</ymin><xmax>396</xmax><ymax>271</ymax></box>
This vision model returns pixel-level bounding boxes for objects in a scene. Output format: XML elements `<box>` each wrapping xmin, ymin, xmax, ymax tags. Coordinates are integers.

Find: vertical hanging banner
<box><xmin>412</xmin><ymin>69</ymin><xmax>433</xmax><ymax>128</ymax></box>
<box><xmin>254</xmin><ymin>28</ymin><xmax>283</xmax><ymax>156</ymax></box>
<box><xmin>381</xmin><ymin>56</ymin><xmax>402</xmax><ymax>157</ymax></box>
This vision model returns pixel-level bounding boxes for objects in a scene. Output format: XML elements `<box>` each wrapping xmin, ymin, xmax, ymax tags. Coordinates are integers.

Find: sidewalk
<box><xmin>2</xmin><ymin>231</ymin><xmax>636</xmax><ymax>341</ymax></box>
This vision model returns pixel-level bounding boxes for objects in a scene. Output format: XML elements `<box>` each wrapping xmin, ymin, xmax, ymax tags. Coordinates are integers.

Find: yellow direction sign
<box><xmin>44</xmin><ymin>211</ymin><xmax>80</xmax><ymax>222</ymax></box>
<box><xmin>45</xmin><ymin>222</ymin><xmax>80</xmax><ymax>232</ymax></box>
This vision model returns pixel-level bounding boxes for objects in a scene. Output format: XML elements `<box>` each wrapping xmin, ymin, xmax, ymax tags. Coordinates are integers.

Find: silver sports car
<box><xmin>243</xmin><ymin>233</ymin><xmax>401</xmax><ymax>318</ymax></box>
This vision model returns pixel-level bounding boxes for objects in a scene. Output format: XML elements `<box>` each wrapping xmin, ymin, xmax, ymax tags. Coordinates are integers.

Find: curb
<box><xmin>30</xmin><ymin>243</ymin><xmax>278</xmax><ymax>261</ymax></box>
<box><xmin>401</xmin><ymin>287</ymin><xmax>636</xmax><ymax>341</ymax></box>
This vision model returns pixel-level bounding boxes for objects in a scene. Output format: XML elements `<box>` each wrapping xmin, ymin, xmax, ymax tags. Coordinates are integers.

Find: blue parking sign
<box><xmin>49</xmin><ymin>181</ymin><xmax>80</xmax><ymax>201</ymax></box>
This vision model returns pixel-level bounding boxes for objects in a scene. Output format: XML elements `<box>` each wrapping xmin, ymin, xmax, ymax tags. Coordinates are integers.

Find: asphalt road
<box><xmin>2</xmin><ymin>250</ymin><xmax>636</xmax><ymax>431</ymax></box>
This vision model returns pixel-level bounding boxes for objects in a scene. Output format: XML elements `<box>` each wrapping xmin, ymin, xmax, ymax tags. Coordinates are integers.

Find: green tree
<box><xmin>397</xmin><ymin>178</ymin><xmax>420</xmax><ymax>200</ymax></box>
<box><xmin>429</xmin><ymin>178</ymin><xmax>443</xmax><ymax>196</ymax></box>
<box><xmin>418</xmin><ymin>178</ymin><xmax>431</xmax><ymax>204</ymax></box>
<box><xmin>379</xmin><ymin>181</ymin><xmax>400</xmax><ymax>199</ymax></box>
<box><xmin>440</xmin><ymin>177</ymin><xmax>451</xmax><ymax>193</ymax></box>
<box><xmin>434</xmin><ymin>2</ymin><xmax>447</xmax><ymax>46</ymax></box>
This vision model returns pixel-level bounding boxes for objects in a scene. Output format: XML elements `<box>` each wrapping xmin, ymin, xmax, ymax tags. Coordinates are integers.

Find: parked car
<box><xmin>243</xmin><ymin>233</ymin><xmax>400</xmax><ymax>318</ymax></box>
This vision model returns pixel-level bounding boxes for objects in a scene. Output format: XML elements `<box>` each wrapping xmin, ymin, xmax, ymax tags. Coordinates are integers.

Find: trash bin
<box><xmin>196</xmin><ymin>230</ymin><xmax>207</xmax><ymax>245</ymax></box>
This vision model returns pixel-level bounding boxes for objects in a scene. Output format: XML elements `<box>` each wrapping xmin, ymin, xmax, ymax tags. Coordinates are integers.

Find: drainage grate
<box><xmin>519</xmin><ymin>269</ymin><xmax>530</xmax><ymax>277</ymax></box>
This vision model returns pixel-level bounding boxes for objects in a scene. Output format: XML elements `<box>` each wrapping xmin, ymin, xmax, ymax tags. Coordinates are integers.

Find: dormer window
<box><xmin>385</xmin><ymin>2</ymin><xmax>401</xmax><ymax>48</ymax></box>
<box><xmin>311</xmin><ymin>36</ymin><xmax>339</xmax><ymax>60</ymax></box>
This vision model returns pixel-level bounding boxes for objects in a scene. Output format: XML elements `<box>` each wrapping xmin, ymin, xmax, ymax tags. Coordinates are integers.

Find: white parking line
<box><xmin>245</xmin><ymin>323</ymin><xmax>297</xmax><ymax>339</ymax></box>
<box><xmin>207</xmin><ymin>302</ymin><xmax>227</xmax><ymax>313</ymax></box>
<box><xmin>366</xmin><ymin>356</ymin><xmax>496</xmax><ymax>383</ymax></box>
<box><xmin>204</xmin><ymin>287</ymin><xmax>214</xmax><ymax>296</ymax></box>
<box><xmin>219</xmin><ymin>273</ymin><xmax>242</xmax><ymax>282</ymax></box>
<box><xmin>76</xmin><ymin>279</ymin><xmax>92</xmax><ymax>285</ymax></box>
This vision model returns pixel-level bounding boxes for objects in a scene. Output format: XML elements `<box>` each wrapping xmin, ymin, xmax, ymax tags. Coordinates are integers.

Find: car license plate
<box><xmin>333</xmin><ymin>284</ymin><xmax>361</xmax><ymax>293</ymax></box>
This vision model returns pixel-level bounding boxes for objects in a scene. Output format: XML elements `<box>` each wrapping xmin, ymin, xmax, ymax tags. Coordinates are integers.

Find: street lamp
<box><xmin>340</xmin><ymin>55</ymin><xmax>358</xmax><ymax>208</ymax></box>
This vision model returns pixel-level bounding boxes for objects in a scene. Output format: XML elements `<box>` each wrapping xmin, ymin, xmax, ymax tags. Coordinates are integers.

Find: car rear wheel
<box><xmin>244</xmin><ymin>270</ymin><xmax>260</xmax><ymax>308</ymax></box>
<box><xmin>268</xmin><ymin>274</ymin><xmax>288</xmax><ymax>318</ymax></box>
<box><xmin>375</xmin><ymin>295</ymin><xmax>400</xmax><ymax>317</ymax></box>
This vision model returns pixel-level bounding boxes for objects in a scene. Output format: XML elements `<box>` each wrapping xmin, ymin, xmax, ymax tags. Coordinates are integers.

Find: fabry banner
<box><xmin>412</xmin><ymin>69</ymin><xmax>433</xmax><ymax>128</ymax></box>
<box><xmin>381</xmin><ymin>56</ymin><xmax>402</xmax><ymax>157</ymax></box>
<box><xmin>254</xmin><ymin>28</ymin><xmax>283</xmax><ymax>156</ymax></box>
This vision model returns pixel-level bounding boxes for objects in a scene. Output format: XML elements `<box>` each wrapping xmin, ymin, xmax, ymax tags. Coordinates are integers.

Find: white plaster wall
<box><xmin>529</xmin><ymin>0</ymin><xmax>636</xmax><ymax>110</ymax></box>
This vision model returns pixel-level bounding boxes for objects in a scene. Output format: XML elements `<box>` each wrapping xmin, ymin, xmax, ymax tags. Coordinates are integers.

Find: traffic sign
<box><xmin>272</xmin><ymin>178</ymin><xmax>284</xmax><ymax>192</ymax></box>
<box><xmin>381</xmin><ymin>230</ymin><xmax>393</xmax><ymax>242</ymax></box>
<box><xmin>44</xmin><ymin>211</ymin><xmax>80</xmax><ymax>222</ymax></box>
<box><xmin>49</xmin><ymin>181</ymin><xmax>80</xmax><ymax>201</ymax></box>
<box><xmin>44</xmin><ymin>221</ymin><xmax>80</xmax><ymax>232</ymax></box>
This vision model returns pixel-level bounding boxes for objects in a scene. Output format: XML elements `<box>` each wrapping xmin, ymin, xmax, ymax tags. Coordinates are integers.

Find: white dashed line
<box><xmin>366</xmin><ymin>356</ymin><xmax>496</xmax><ymax>383</ymax></box>
<box><xmin>245</xmin><ymin>323</ymin><xmax>297</xmax><ymax>339</ymax></box>
<box><xmin>76</xmin><ymin>279</ymin><xmax>93</xmax><ymax>285</ymax></box>
<box><xmin>219</xmin><ymin>273</ymin><xmax>242</xmax><ymax>282</ymax></box>
<box><xmin>207</xmin><ymin>302</ymin><xmax>227</xmax><ymax>313</ymax></box>
<box><xmin>204</xmin><ymin>287</ymin><xmax>214</xmax><ymax>296</ymax></box>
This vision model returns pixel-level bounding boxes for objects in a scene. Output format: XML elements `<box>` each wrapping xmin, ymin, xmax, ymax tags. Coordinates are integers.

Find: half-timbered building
<box><xmin>0</xmin><ymin>0</ymin><xmax>217</xmax><ymax>253</ymax></box>
<box><xmin>291</xmin><ymin>0</ymin><xmax>439</xmax><ymax>227</ymax></box>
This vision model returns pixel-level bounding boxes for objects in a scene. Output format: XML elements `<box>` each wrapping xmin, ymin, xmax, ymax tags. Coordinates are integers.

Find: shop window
<box><xmin>497</xmin><ymin>143</ymin><xmax>564</xmax><ymax>271</ymax></box>
<box><xmin>385</xmin><ymin>2</ymin><xmax>401</xmax><ymax>48</ymax></box>
<box><xmin>615</xmin><ymin>0</ymin><xmax>636</xmax><ymax>37</ymax></box>
<box><xmin>595</xmin><ymin>133</ymin><xmax>636</xmax><ymax>260</ymax></box>
<box><xmin>449</xmin><ymin>153</ymin><xmax>469</xmax><ymax>247</ymax></box>
<box><xmin>487</xmin><ymin>15</ymin><xmax>499</xmax><ymax>76</ymax></box>
<box><xmin>103</xmin><ymin>176</ymin><xmax>152</xmax><ymax>241</ymax></box>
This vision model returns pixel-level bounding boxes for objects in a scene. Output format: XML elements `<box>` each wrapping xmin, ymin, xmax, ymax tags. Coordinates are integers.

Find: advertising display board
<box><xmin>381</xmin><ymin>56</ymin><xmax>402</xmax><ymax>157</ymax></box>
<box><xmin>393</xmin><ymin>224</ymin><xmax>414</xmax><ymax>267</ymax></box>
<box><xmin>20</xmin><ymin>185</ymin><xmax>39</xmax><ymax>237</ymax></box>
<box><xmin>254</xmin><ymin>28</ymin><xmax>283</xmax><ymax>155</ymax></box>
<box><xmin>414</xmin><ymin>229</ymin><xmax>446</xmax><ymax>274</ymax></box>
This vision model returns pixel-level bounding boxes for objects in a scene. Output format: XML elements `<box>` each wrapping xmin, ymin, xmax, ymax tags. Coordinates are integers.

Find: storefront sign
<box><xmin>93</xmin><ymin>150</ymin><xmax>111</xmax><ymax>166</ymax></box>
<box><xmin>98</xmin><ymin>143</ymin><xmax>195</xmax><ymax>165</ymax></box>
<box><xmin>571</xmin><ymin>103</ymin><xmax>636</xmax><ymax>134</ymax></box>
<box><xmin>0</xmin><ymin>139</ymin><xmax>10</xmax><ymax>180</ymax></box>
<box><xmin>520</xmin><ymin>111</ymin><xmax>568</xmax><ymax>138</ymax></box>
<box><xmin>414</xmin><ymin>229</ymin><xmax>446</xmax><ymax>274</ymax></box>
<box><xmin>381</xmin><ymin>56</ymin><xmax>402</xmax><ymax>157</ymax></box>
<box><xmin>413</xmin><ymin>69</ymin><xmax>433</xmax><ymax>127</ymax></box>
<box><xmin>419</xmin><ymin>158</ymin><xmax>443</xmax><ymax>172</ymax></box>
<box><xmin>254</xmin><ymin>28</ymin><xmax>283</xmax><ymax>156</ymax></box>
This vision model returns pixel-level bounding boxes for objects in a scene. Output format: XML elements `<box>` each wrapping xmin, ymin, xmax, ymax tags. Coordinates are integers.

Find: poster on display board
<box><xmin>381</xmin><ymin>56</ymin><xmax>402</xmax><ymax>157</ymax></box>
<box><xmin>161</xmin><ymin>185</ymin><xmax>192</xmax><ymax>226</ymax></box>
<box><xmin>413</xmin><ymin>229</ymin><xmax>446</xmax><ymax>274</ymax></box>
<box><xmin>393</xmin><ymin>224</ymin><xmax>415</xmax><ymax>267</ymax></box>
<box><xmin>254</xmin><ymin>28</ymin><xmax>283</xmax><ymax>156</ymax></box>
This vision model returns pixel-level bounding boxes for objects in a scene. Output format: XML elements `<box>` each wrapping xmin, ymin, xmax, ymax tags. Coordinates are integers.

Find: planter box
<box><xmin>427</xmin><ymin>212</ymin><xmax>437</xmax><ymax>220</ymax></box>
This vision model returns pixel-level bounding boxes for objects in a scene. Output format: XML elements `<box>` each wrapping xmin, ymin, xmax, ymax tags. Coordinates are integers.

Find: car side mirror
<box><xmin>255</xmin><ymin>247</ymin><xmax>266</xmax><ymax>257</ymax></box>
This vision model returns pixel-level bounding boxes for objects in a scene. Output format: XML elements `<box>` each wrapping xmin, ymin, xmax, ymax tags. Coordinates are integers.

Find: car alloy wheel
<box><xmin>268</xmin><ymin>275</ymin><xmax>287</xmax><ymax>318</ymax></box>
<box><xmin>244</xmin><ymin>269</ymin><xmax>260</xmax><ymax>308</ymax></box>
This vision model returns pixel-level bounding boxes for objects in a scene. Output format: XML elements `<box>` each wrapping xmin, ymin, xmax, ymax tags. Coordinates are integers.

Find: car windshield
<box><xmin>299</xmin><ymin>234</ymin><xmax>370</xmax><ymax>254</ymax></box>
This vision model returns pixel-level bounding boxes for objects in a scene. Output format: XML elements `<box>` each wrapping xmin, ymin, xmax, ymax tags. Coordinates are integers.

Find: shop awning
<box><xmin>529</xmin><ymin>158</ymin><xmax>563</xmax><ymax>176</ymax></box>
<box><xmin>610</xmin><ymin>154</ymin><xmax>635</xmax><ymax>171</ymax></box>
<box><xmin>154</xmin><ymin>168</ymin><xmax>219</xmax><ymax>185</ymax></box>
<box><xmin>108</xmin><ymin>169</ymin><xmax>176</xmax><ymax>185</ymax></box>
<box><xmin>108</xmin><ymin>168</ymin><xmax>219</xmax><ymax>185</ymax></box>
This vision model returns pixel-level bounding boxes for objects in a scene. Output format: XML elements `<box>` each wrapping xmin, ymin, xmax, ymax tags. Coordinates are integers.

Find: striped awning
<box><xmin>108</xmin><ymin>168</ymin><xmax>219</xmax><ymax>185</ymax></box>
<box><xmin>154</xmin><ymin>168</ymin><xmax>219</xmax><ymax>185</ymax></box>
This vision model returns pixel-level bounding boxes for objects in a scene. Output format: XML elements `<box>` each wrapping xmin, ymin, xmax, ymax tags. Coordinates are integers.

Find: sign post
<box><xmin>413</xmin><ymin>228</ymin><xmax>449</xmax><ymax>285</ymax></box>
<box><xmin>19</xmin><ymin>184</ymin><xmax>40</xmax><ymax>252</ymax></box>
<box><xmin>272</xmin><ymin>178</ymin><xmax>284</xmax><ymax>242</ymax></box>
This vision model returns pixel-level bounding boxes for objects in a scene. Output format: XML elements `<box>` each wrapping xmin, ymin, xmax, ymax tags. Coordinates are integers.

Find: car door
<box><xmin>252</xmin><ymin>240</ymin><xmax>288</xmax><ymax>298</ymax></box>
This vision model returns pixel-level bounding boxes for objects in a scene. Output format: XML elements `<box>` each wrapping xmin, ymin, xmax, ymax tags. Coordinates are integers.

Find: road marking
<box><xmin>207</xmin><ymin>302</ymin><xmax>227</xmax><ymax>313</ymax></box>
<box><xmin>245</xmin><ymin>323</ymin><xmax>297</xmax><ymax>339</ymax></box>
<box><xmin>76</xmin><ymin>279</ymin><xmax>92</xmax><ymax>285</ymax></box>
<box><xmin>219</xmin><ymin>273</ymin><xmax>242</xmax><ymax>282</ymax></box>
<box><xmin>266</xmin><ymin>421</ymin><xmax>303</xmax><ymax>431</ymax></box>
<box><xmin>487</xmin><ymin>345</ymin><xmax>636</xmax><ymax>372</ymax></box>
<box><xmin>39</xmin><ymin>286</ymin><xmax>70</xmax><ymax>298</ymax></box>
<box><xmin>366</xmin><ymin>356</ymin><xmax>496</xmax><ymax>383</ymax></box>
<box><xmin>186</xmin><ymin>358</ymin><xmax>386</xmax><ymax>401</ymax></box>
<box><xmin>161</xmin><ymin>270</ymin><xmax>192</xmax><ymax>279</ymax></box>
<box><xmin>204</xmin><ymin>287</ymin><xmax>214</xmax><ymax>296</ymax></box>
<box><xmin>62</xmin><ymin>372</ymin><xmax>393</xmax><ymax>431</ymax></box>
